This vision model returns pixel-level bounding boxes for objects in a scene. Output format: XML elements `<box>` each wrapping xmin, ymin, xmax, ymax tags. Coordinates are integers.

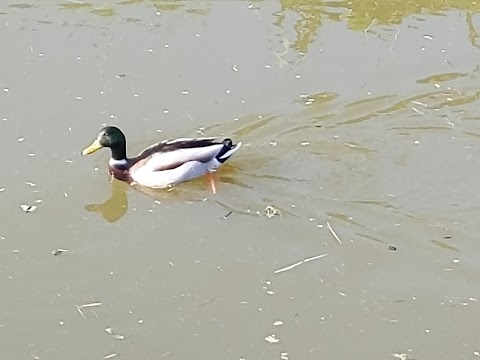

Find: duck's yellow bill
<box><xmin>82</xmin><ymin>139</ymin><xmax>102</xmax><ymax>155</ymax></box>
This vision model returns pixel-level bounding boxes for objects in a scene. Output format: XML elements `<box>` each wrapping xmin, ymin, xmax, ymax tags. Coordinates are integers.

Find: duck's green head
<box><xmin>82</xmin><ymin>126</ymin><xmax>126</xmax><ymax>158</ymax></box>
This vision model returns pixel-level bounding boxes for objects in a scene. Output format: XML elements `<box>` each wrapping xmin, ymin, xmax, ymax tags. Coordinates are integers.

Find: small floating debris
<box><xmin>105</xmin><ymin>327</ymin><xmax>126</xmax><ymax>340</ymax></box>
<box><xmin>232</xmin><ymin>65</ymin><xmax>238</xmax><ymax>72</ymax></box>
<box><xmin>17</xmin><ymin>137</ymin><xmax>24</xmax><ymax>142</ymax></box>
<box><xmin>20</xmin><ymin>204</ymin><xmax>37</xmax><ymax>213</ymax></box>
<box><xmin>392</xmin><ymin>354</ymin><xmax>413</xmax><ymax>360</ymax></box>
<box><xmin>265</xmin><ymin>205</ymin><xmax>280</xmax><ymax>218</ymax></box>
<box><xmin>52</xmin><ymin>248</ymin><xmax>68</xmax><ymax>256</ymax></box>
<box><xmin>265</xmin><ymin>334</ymin><xmax>279</xmax><ymax>344</ymax></box>
<box><xmin>222</xmin><ymin>211</ymin><xmax>232</xmax><ymax>220</ymax></box>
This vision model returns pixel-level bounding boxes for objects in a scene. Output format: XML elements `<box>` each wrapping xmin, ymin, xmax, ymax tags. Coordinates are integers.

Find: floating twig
<box><xmin>198</xmin><ymin>298</ymin><xmax>216</xmax><ymax>307</ymax></box>
<box><xmin>76</xmin><ymin>301</ymin><xmax>102</xmax><ymax>318</ymax></box>
<box><xmin>76</xmin><ymin>305</ymin><xmax>85</xmax><ymax>319</ymax></box>
<box><xmin>364</xmin><ymin>18</ymin><xmax>377</xmax><ymax>34</ymax></box>
<box><xmin>274</xmin><ymin>253</ymin><xmax>327</xmax><ymax>274</ymax></box>
<box><xmin>274</xmin><ymin>260</ymin><xmax>303</xmax><ymax>274</ymax></box>
<box><xmin>78</xmin><ymin>301</ymin><xmax>102</xmax><ymax>309</ymax></box>
<box><xmin>303</xmin><ymin>254</ymin><xmax>328</xmax><ymax>263</ymax></box>
<box><xmin>389</xmin><ymin>28</ymin><xmax>401</xmax><ymax>52</ymax></box>
<box><xmin>326</xmin><ymin>221</ymin><xmax>342</xmax><ymax>245</ymax></box>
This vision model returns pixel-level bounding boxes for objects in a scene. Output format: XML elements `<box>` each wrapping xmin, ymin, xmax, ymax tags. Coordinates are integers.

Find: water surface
<box><xmin>2</xmin><ymin>1</ymin><xmax>480</xmax><ymax>359</ymax></box>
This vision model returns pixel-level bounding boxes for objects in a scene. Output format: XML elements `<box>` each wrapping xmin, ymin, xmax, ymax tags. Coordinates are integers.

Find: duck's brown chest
<box><xmin>109</xmin><ymin>165</ymin><xmax>133</xmax><ymax>184</ymax></box>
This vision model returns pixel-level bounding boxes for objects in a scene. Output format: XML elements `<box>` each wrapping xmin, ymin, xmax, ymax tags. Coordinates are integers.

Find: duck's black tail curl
<box><xmin>216</xmin><ymin>138</ymin><xmax>242</xmax><ymax>163</ymax></box>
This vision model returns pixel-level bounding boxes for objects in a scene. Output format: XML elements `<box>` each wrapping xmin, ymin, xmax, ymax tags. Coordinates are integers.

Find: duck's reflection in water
<box><xmin>84</xmin><ymin>165</ymin><xmax>246</xmax><ymax>223</ymax></box>
<box><xmin>84</xmin><ymin>178</ymin><xmax>215</xmax><ymax>223</ymax></box>
<box><xmin>84</xmin><ymin>180</ymin><xmax>129</xmax><ymax>223</ymax></box>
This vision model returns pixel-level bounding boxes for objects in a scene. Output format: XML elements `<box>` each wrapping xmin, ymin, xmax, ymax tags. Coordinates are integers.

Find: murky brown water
<box><xmin>2</xmin><ymin>0</ymin><xmax>480</xmax><ymax>359</ymax></box>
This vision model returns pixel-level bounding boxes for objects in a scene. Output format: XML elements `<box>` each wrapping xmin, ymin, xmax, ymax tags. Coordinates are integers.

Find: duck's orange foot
<box><xmin>207</xmin><ymin>172</ymin><xmax>216</xmax><ymax>194</ymax></box>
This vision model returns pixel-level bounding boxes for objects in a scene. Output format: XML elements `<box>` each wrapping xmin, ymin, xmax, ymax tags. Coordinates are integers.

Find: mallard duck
<box><xmin>82</xmin><ymin>126</ymin><xmax>242</xmax><ymax>193</ymax></box>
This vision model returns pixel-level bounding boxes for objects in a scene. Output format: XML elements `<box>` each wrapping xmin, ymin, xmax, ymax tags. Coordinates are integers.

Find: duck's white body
<box><xmin>83</xmin><ymin>127</ymin><xmax>242</xmax><ymax>191</ymax></box>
